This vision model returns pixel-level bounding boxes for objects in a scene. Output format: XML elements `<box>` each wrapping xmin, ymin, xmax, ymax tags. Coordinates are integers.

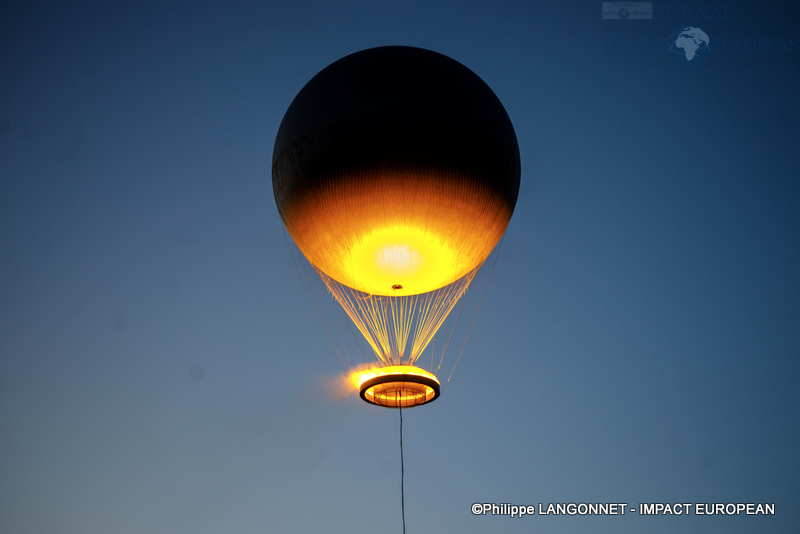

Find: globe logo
<box><xmin>619</xmin><ymin>8</ymin><xmax>629</xmax><ymax>19</ymax></box>
<box><xmin>668</xmin><ymin>26</ymin><xmax>710</xmax><ymax>66</ymax></box>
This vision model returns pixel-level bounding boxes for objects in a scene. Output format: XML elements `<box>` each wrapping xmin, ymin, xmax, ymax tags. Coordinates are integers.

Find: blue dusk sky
<box><xmin>1</xmin><ymin>1</ymin><xmax>798</xmax><ymax>533</ymax></box>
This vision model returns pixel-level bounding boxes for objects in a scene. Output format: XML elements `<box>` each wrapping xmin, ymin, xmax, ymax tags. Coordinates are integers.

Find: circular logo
<box><xmin>668</xmin><ymin>26</ymin><xmax>710</xmax><ymax>66</ymax></box>
<box><xmin>619</xmin><ymin>8</ymin><xmax>629</xmax><ymax>18</ymax></box>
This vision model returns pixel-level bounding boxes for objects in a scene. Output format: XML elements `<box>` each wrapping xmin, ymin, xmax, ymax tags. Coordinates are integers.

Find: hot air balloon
<box><xmin>273</xmin><ymin>46</ymin><xmax>520</xmax><ymax>408</ymax></box>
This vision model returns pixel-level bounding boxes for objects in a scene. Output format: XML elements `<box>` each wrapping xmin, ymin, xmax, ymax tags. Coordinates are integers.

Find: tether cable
<box><xmin>400</xmin><ymin>406</ymin><xmax>405</xmax><ymax>534</ymax></box>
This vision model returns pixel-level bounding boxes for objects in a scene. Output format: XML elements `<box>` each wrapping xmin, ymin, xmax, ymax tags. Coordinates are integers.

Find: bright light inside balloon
<box><xmin>375</xmin><ymin>243</ymin><xmax>420</xmax><ymax>276</ymax></box>
<box><xmin>278</xmin><ymin>169</ymin><xmax>512</xmax><ymax>297</ymax></box>
<box><xmin>349</xmin><ymin>225</ymin><xmax>462</xmax><ymax>295</ymax></box>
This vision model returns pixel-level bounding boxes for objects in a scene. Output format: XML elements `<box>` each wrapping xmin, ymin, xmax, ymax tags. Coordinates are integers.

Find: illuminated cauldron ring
<box><xmin>357</xmin><ymin>366</ymin><xmax>440</xmax><ymax>408</ymax></box>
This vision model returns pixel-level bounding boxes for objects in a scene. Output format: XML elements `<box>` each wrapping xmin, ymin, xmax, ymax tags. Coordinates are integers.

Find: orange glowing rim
<box><xmin>356</xmin><ymin>365</ymin><xmax>440</xmax><ymax>408</ymax></box>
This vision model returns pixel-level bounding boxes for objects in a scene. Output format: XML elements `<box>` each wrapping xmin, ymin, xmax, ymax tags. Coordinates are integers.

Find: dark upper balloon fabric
<box><xmin>273</xmin><ymin>46</ymin><xmax>521</xmax><ymax>296</ymax></box>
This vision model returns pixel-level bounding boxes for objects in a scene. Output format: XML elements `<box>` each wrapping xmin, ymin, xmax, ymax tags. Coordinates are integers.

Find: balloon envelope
<box><xmin>273</xmin><ymin>46</ymin><xmax>520</xmax><ymax>296</ymax></box>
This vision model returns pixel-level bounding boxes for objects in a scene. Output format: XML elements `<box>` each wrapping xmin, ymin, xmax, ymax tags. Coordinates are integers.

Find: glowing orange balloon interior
<box><xmin>353</xmin><ymin>366</ymin><xmax>440</xmax><ymax>408</ymax></box>
<box><xmin>281</xmin><ymin>171</ymin><xmax>511</xmax><ymax>297</ymax></box>
<box><xmin>349</xmin><ymin>224</ymin><xmax>462</xmax><ymax>295</ymax></box>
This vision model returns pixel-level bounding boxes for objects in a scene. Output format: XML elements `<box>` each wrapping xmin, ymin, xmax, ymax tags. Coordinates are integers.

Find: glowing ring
<box><xmin>358</xmin><ymin>367</ymin><xmax>440</xmax><ymax>408</ymax></box>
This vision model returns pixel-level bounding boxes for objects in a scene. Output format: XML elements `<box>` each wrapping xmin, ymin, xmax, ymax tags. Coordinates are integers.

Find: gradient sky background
<box><xmin>1</xmin><ymin>1</ymin><xmax>799</xmax><ymax>533</ymax></box>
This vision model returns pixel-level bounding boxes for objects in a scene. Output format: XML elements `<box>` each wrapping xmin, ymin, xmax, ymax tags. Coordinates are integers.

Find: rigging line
<box><xmin>337</xmin><ymin>282</ymin><xmax>387</xmax><ymax>365</ymax></box>
<box><xmin>391</xmin><ymin>296</ymin><xmax>401</xmax><ymax>363</ymax></box>
<box><xmin>348</xmin><ymin>289</ymin><xmax>383</xmax><ymax>363</ymax></box>
<box><xmin>402</xmin><ymin>295</ymin><xmax>415</xmax><ymax>364</ymax></box>
<box><xmin>400</xmin><ymin>406</ymin><xmax>405</xmax><ymax>534</ymax></box>
<box><xmin>333</xmin><ymin>306</ymin><xmax>351</xmax><ymax>369</ymax></box>
<box><xmin>366</xmin><ymin>294</ymin><xmax>389</xmax><ymax>363</ymax></box>
<box><xmin>447</xmin><ymin>236</ymin><xmax>505</xmax><ymax>383</ymax></box>
<box><xmin>399</xmin><ymin>297</ymin><xmax>408</xmax><ymax>357</ymax></box>
<box><xmin>319</xmin><ymin>271</ymin><xmax>387</xmax><ymax>365</ymax></box>
<box><xmin>303</xmin><ymin>267</ymin><xmax>347</xmax><ymax>372</ymax></box>
<box><xmin>436</xmin><ymin>284</ymin><xmax>470</xmax><ymax>375</ymax></box>
<box><xmin>412</xmin><ymin>272</ymin><xmax>476</xmax><ymax>365</ymax></box>
<box><xmin>365</xmin><ymin>294</ymin><xmax>391</xmax><ymax>365</ymax></box>
<box><xmin>411</xmin><ymin>291</ymin><xmax>437</xmax><ymax>361</ymax></box>
<box><xmin>280</xmin><ymin>223</ymin><xmax>317</xmax><ymax>325</ymax></box>
<box><xmin>296</xmin><ymin>239</ymin><xmax>347</xmax><ymax>373</ymax></box>
<box><xmin>280</xmin><ymin>224</ymin><xmax>346</xmax><ymax>371</ymax></box>
<box><xmin>359</xmin><ymin>294</ymin><xmax>381</xmax><ymax>359</ymax></box>
<box><xmin>406</xmin><ymin>295</ymin><xmax>415</xmax><ymax>362</ymax></box>
<box><xmin>383</xmin><ymin>295</ymin><xmax>393</xmax><ymax>363</ymax></box>
<box><xmin>345</xmin><ymin>312</ymin><xmax>368</xmax><ymax>363</ymax></box>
